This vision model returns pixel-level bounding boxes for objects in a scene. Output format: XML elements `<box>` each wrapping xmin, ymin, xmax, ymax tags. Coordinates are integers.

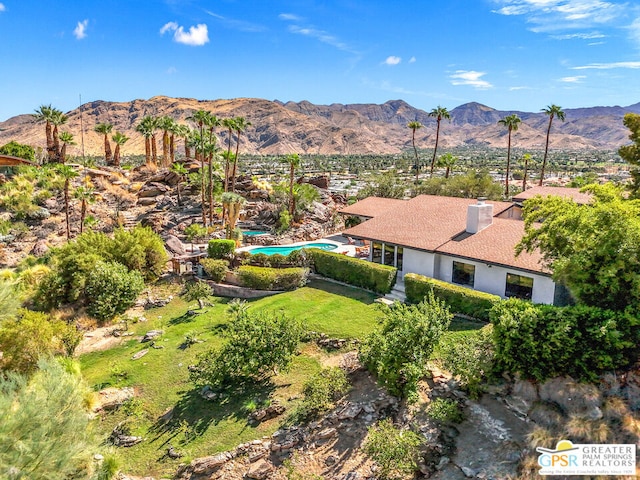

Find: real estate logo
<box><xmin>537</xmin><ymin>440</ymin><xmax>636</xmax><ymax>476</ymax></box>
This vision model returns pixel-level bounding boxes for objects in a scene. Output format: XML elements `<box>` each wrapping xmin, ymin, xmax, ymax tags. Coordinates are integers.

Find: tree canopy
<box><xmin>618</xmin><ymin>112</ymin><xmax>640</xmax><ymax>198</ymax></box>
<box><xmin>516</xmin><ymin>183</ymin><xmax>640</xmax><ymax>310</ymax></box>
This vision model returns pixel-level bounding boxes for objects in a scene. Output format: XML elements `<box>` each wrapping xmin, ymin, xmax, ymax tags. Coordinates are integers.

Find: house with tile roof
<box><xmin>340</xmin><ymin>186</ymin><xmax>586</xmax><ymax>305</ymax></box>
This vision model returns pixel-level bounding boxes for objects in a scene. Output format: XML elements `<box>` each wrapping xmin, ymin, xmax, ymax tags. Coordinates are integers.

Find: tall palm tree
<box><xmin>285</xmin><ymin>153</ymin><xmax>301</xmax><ymax>216</ymax></box>
<box><xmin>520</xmin><ymin>153</ymin><xmax>532</xmax><ymax>191</ymax></box>
<box><xmin>221</xmin><ymin>117</ymin><xmax>237</xmax><ymax>192</ymax></box>
<box><xmin>428</xmin><ymin>106</ymin><xmax>451</xmax><ymax>176</ymax></box>
<box><xmin>33</xmin><ymin>105</ymin><xmax>55</xmax><ymax>162</ymax></box>
<box><xmin>158</xmin><ymin>116</ymin><xmax>175</xmax><ymax>167</ymax></box>
<box><xmin>231</xmin><ymin>116</ymin><xmax>251</xmax><ymax>192</ymax></box>
<box><xmin>58</xmin><ymin>131</ymin><xmax>75</xmax><ymax>163</ymax></box>
<box><xmin>540</xmin><ymin>104</ymin><xmax>566</xmax><ymax>186</ymax></box>
<box><xmin>187</xmin><ymin>109</ymin><xmax>212</xmax><ymax>226</ymax></box>
<box><xmin>437</xmin><ymin>152</ymin><xmax>457</xmax><ymax>179</ymax></box>
<box><xmin>136</xmin><ymin>116</ymin><xmax>155</xmax><ymax>165</ymax></box>
<box><xmin>174</xmin><ymin>124</ymin><xmax>192</xmax><ymax>159</ymax></box>
<box><xmin>51</xmin><ymin>109</ymin><xmax>68</xmax><ymax>163</ymax></box>
<box><xmin>74</xmin><ymin>185</ymin><xmax>95</xmax><ymax>234</ymax></box>
<box><xmin>94</xmin><ymin>123</ymin><xmax>114</xmax><ymax>165</ymax></box>
<box><xmin>205</xmin><ymin>114</ymin><xmax>221</xmax><ymax>225</ymax></box>
<box><xmin>55</xmin><ymin>164</ymin><xmax>79</xmax><ymax>239</ymax></box>
<box><xmin>407</xmin><ymin>121</ymin><xmax>423</xmax><ymax>183</ymax></box>
<box><xmin>498</xmin><ymin>114</ymin><xmax>522</xmax><ymax>198</ymax></box>
<box><xmin>111</xmin><ymin>131</ymin><xmax>129</xmax><ymax>167</ymax></box>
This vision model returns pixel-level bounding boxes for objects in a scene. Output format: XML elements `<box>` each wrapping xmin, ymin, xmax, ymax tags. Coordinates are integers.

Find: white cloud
<box><xmin>287</xmin><ymin>24</ymin><xmax>354</xmax><ymax>53</ymax></box>
<box><xmin>409</xmin><ymin>56</ymin><xmax>416</xmax><ymax>63</ymax></box>
<box><xmin>73</xmin><ymin>19</ymin><xmax>88</xmax><ymax>40</ymax></box>
<box><xmin>450</xmin><ymin>70</ymin><xmax>493</xmax><ymax>89</ymax></box>
<box><xmin>384</xmin><ymin>56</ymin><xmax>401</xmax><ymax>66</ymax></box>
<box><xmin>573</xmin><ymin>61</ymin><xmax>640</xmax><ymax>69</ymax></box>
<box><xmin>550</xmin><ymin>31</ymin><xmax>606</xmax><ymax>40</ymax></box>
<box><xmin>560</xmin><ymin>75</ymin><xmax>586</xmax><ymax>82</ymax></box>
<box><xmin>279</xmin><ymin>13</ymin><xmax>302</xmax><ymax>21</ymax></box>
<box><xmin>160</xmin><ymin>21</ymin><xmax>209</xmax><ymax>46</ymax></box>
<box><xmin>205</xmin><ymin>10</ymin><xmax>265</xmax><ymax>32</ymax></box>
<box><xmin>166</xmin><ymin>66</ymin><xmax>178</xmax><ymax>74</ymax></box>
<box><xmin>0</xmin><ymin>3</ymin><xmax>5</xmax><ymax>12</ymax></box>
<box><xmin>492</xmin><ymin>0</ymin><xmax>625</xmax><ymax>33</ymax></box>
<box><xmin>509</xmin><ymin>86</ymin><xmax>532</xmax><ymax>90</ymax></box>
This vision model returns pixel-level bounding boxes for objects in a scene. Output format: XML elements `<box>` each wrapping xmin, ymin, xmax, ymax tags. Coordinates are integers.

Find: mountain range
<box><xmin>0</xmin><ymin>96</ymin><xmax>637</xmax><ymax>157</ymax></box>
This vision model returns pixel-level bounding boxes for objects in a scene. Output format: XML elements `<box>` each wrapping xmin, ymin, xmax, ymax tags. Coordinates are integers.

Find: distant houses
<box><xmin>340</xmin><ymin>186</ymin><xmax>589</xmax><ymax>305</ymax></box>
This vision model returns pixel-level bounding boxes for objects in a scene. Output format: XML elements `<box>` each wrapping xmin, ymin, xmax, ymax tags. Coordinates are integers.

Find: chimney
<box><xmin>466</xmin><ymin>198</ymin><xmax>493</xmax><ymax>234</ymax></box>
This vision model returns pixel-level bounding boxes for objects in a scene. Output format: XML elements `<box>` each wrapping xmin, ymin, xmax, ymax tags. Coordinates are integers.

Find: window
<box><xmin>505</xmin><ymin>273</ymin><xmax>534</xmax><ymax>300</ymax></box>
<box><xmin>396</xmin><ymin>247</ymin><xmax>404</xmax><ymax>271</ymax></box>
<box><xmin>384</xmin><ymin>244</ymin><xmax>395</xmax><ymax>266</ymax></box>
<box><xmin>452</xmin><ymin>261</ymin><xmax>475</xmax><ymax>287</ymax></box>
<box><xmin>372</xmin><ymin>242</ymin><xmax>382</xmax><ymax>264</ymax></box>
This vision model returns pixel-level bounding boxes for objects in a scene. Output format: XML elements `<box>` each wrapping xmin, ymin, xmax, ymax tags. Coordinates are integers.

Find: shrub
<box><xmin>250</xmin><ymin>252</ymin><xmax>271</xmax><ymax>267</ymax></box>
<box><xmin>300</xmin><ymin>367</ymin><xmax>351</xmax><ymax>417</ymax></box>
<box><xmin>237</xmin><ymin>266</ymin><xmax>309</xmax><ymax>291</ymax></box>
<box><xmin>363</xmin><ymin>418</ymin><xmax>423</xmax><ymax>480</ymax></box>
<box><xmin>286</xmin><ymin>249</ymin><xmax>312</xmax><ymax>267</ymax></box>
<box><xmin>311</xmin><ymin>249</ymin><xmax>396</xmax><ymax>294</ymax></box>
<box><xmin>491</xmin><ymin>299</ymin><xmax>640</xmax><ymax>382</ymax></box>
<box><xmin>183</xmin><ymin>280</ymin><xmax>213</xmax><ymax>309</ymax></box>
<box><xmin>207</xmin><ymin>239</ymin><xmax>236</xmax><ymax>259</ymax></box>
<box><xmin>404</xmin><ymin>273</ymin><xmax>499</xmax><ymax>321</ymax></box>
<box><xmin>111</xmin><ymin>226</ymin><xmax>169</xmax><ymax>281</ymax></box>
<box><xmin>200</xmin><ymin>258</ymin><xmax>228</xmax><ymax>282</ymax></box>
<box><xmin>268</xmin><ymin>253</ymin><xmax>288</xmax><ymax>267</ymax></box>
<box><xmin>437</xmin><ymin>325</ymin><xmax>495</xmax><ymax>398</ymax></box>
<box><xmin>84</xmin><ymin>261</ymin><xmax>145</xmax><ymax>321</ymax></box>
<box><xmin>359</xmin><ymin>293</ymin><xmax>452</xmax><ymax>400</ymax></box>
<box><xmin>426</xmin><ymin>398</ymin><xmax>465</xmax><ymax>424</ymax></box>
<box><xmin>190</xmin><ymin>311</ymin><xmax>304</xmax><ymax>388</ymax></box>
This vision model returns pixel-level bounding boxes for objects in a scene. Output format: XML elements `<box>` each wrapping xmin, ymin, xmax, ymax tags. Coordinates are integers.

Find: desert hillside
<box><xmin>0</xmin><ymin>96</ymin><xmax>636</xmax><ymax>157</ymax></box>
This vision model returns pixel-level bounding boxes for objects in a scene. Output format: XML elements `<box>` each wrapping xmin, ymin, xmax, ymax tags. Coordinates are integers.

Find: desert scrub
<box><xmin>363</xmin><ymin>418</ymin><xmax>423</xmax><ymax>480</ymax></box>
<box><xmin>426</xmin><ymin>398</ymin><xmax>464</xmax><ymax>424</ymax></box>
<box><xmin>299</xmin><ymin>367</ymin><xmax>350</xmax><ymax>418</ymax></box>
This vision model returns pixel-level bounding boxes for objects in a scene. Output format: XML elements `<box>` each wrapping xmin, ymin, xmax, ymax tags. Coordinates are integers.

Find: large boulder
<box><xmin>93</xmin><ymin>387</ymin><xmax>135</xmax><ymax>412</ymax></box>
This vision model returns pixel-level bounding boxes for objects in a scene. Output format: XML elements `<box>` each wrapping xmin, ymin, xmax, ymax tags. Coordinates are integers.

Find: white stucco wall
<box><xmin>405</xmin><ymin>251</ymin><xmax>556</xmax><ymax>305</ymax></box>
<box><xmin>403</xmin><ymin>249</ymin><xmax>436</xmax><ymax>278</ymax></box>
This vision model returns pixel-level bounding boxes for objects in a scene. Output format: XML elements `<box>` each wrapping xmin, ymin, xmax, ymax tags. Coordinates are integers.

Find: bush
<box><xmin>190</xmin><ymin>311</ymin><xmax>304</xmax><ymax>388</ymax></box>
<box><xmin>84</xmin><ymin>261</ymin><xmax>145</xmax><ymax>321</ymax></box>
<box><xmin>268</xmin><ymin>253</ymin><xmax>288</xmax><ymax>267</ymax></box>
<box><xmin>200</xmin><ymin>258</ymin><xmax>228</xmax><ymax>282</ymax></box>
<box><xmin>491</xmin><ymin>299</ymin><xmax>640</xmax><ymax>382</ymax></box>
<box><xmin>426</xmin><ymin>398</ymin><xmax>465</xmax><ymax>424</ymax></box>
<box><xmin>207</xmin><ymin>239</ymin><xmax>236</xmax><ymax>259</ymax></box>
<box><xmin>286</xmin><ymin>249</ymin><xmax>312</xmax><ymax>267</ymax></box>
<box><xmin>183</xmin><ymin>280</ymin><xmax>213</xmax><ymax>309</ymax></box>
<box><xmin>250</xmin><ymin>252</ymin><xmax>271</xmax><ymax>267</ymax></box>
<box><xmin>237</xmin><ymin>266</ymin><xmax>309</xmax><ymax>291</ymax></box>
<box><xmin>111</xmin><ymin>226</ymin><xmax>168</xmax><ymax>281</ymax></box>
<box><xmin>300</xmin><ymin>367</ymin><xmax>350</xmax><ymax>417</ymax></box>
<box><xmin>404</xmin><ymin>273</ymin><xmax>499</xmax><ymax>321</ymax></box>
<box><xmin>359</xmin><ymin>293</ymin><xmax>452</xmax><ymax>400</ymax></box>
<box><xmin>363</xmin><ymin>418</ymin><xmax>423</xmax><ymax>480</ymax></box>
<box><xmin>311</xmin><ymin>249</ymin><xmax>396</xmax><ymax>294</ymax></box>
<box><xmin>437</xmin><ymin>325</ymin><xmax>495</xmax><ymax>398</ymax></box>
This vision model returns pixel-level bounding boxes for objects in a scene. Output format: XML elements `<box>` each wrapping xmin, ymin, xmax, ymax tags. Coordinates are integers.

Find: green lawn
<box><xmin>79</xmin><ymin>278</ymin><xmax>484</xmax><ymax>477</ymax></box>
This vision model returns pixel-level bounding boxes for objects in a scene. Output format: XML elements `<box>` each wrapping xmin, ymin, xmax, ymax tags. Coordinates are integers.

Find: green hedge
<box><xmin>404</xmin><ymin>273</ymin><xmax>499</xmax><ymax>321</ymax></box>
<box><xmin>237</xmin><ymin>266</ymin><xmax>309</xmax><ymax>291</ymax></box>
<box><xmin>199</xmin><ymin>258</ymin><xmax>228</xmax><ymax>283</ymax></box>
<box><xmin>207</xmin><ymin>239</ymin><xmax>236</xmax><ymax>259</ymax></box>
<box><xmin>310</xmin><ymin>249</ymin><xmax>396</xmax><ymax>294</ymax></box>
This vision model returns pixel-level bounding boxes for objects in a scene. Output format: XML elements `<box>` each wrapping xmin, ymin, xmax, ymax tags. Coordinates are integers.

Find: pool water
<box><xmin>242</xmin><ymin>230</ymin><xmax>269</xmax><ymax>237</ymax></box>
<box><xmin>247</xmin><ymin>242</ymin><xmax>338</xmax><ymax>256</ymax></box>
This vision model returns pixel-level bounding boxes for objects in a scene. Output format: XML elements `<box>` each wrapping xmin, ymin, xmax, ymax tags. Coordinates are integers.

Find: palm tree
<box><xmin>428</xmin><ymin>106</ymin><xmax>451</xmax><ymax>176</ymax></box>
<box><xmin>51</xmin><ymin>109</ymin><xmax>68</xmax><ymax>163</ymax></box>
<box><xmin>58</xmin><ymin>131</ymin><xmax>75</xmax><ymax>163</ymax></box>
<box><xmin>158</xmin><ymin>116</ymin><xmax>175</xmax><ymax>167</ymax></box>
<box><xmin>221</xmin><ymin>117</ymin><xmax>237</xmax><ymax>192</ymax></box>
<box><xmin>285</xmin><ymin>153</ymin><xmax>301</xmax><ymax>216</ymax></box>
<box><xmin>33</xmin><ymin>105</ymin><xmax>55</xmax><ymax>163</ymax></box>
<box><xmin>187</xmin><ymin>109</ymin><xmax>212</xmax><ymax>226</ymax></box>
<box><xmin>407</xmin><ymin>121</ymin><xmax>423</xmax><ymax>183</ymax></box>
<box><xmin>174</xmin><ymin>124</ymin><xmax>192</xmax><ymax>159</ymax></box>
<box><xmin>231</xmin><ymin>117</ymin><xmax>251</xmax><ymax>192</ymax></box>
<box><xmin>55</xmin><ymin>164</ymin><xmax>79</xmax><ymax>239</ymax></box>
<box><xmin>170</xmin><ymin>162</ymin><xmax>188</xmax><ymax>206</ymax></box>
<box><xmin>136</xmin><ymin>116</ymin><xmax>155</xmax><ymax>165</ymax></box>
<box><xmin>111</xmin><ymin>131</ymin><xmax>129</xmax><ymax>167</ymax></box>
<box><xmin>540</xmin><ymin>104</ymin><xmax>566</xmax><ymax>186</ymax></box>
<box><xmin>437</xmin><ymin>152</ymin><xmax>457</xmax><ymax>179</ymax></box>
<box><xmin>221</xmin><ymin>192</ymin><xmax>246</xmax><ymax>244</ymax></box>
<box><xmin>94</xmin><ymin>123</ymin><xmax>114</xmax><ymax>165</ymax></box>
<box><xmin>205</xmin><ymin>114</ymin><xmax>221</xmax><ymax>225</ymax></box>
<box><xmin>73</xmin><ymin>185</ymin><xmax>95</xmax><ymax>234</ymax></box>
<box><xmin>498</xmin><ymin>114</ymin><xmax>522</xmax><ymax>197</ymax></box>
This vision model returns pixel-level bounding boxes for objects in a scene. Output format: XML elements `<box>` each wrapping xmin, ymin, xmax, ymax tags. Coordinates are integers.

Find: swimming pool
<box><xmin>241</xmin><ymin>230</ymin><xmax>270</xmax><ymax>237</ymax></box>
<box><xmin>247</xmin><ymin>242</ymin><xmax>338</xmax><ymax>256</ymax></box>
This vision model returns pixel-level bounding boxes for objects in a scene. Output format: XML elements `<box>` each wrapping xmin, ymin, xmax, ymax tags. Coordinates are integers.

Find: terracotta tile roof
<box><xmin>338</xmin><ymin>196</ymin><xmax>407</xmax><ymax>218</ymax></box>
<box><xmin>512</xmin><ymin>186</ymin><xmax>592</xmax><ymax>205</ymax></box>
<box><xmin>343</xmin><ymin>195</ymin><xmax>547</xmax><ymax>274</ymax></box>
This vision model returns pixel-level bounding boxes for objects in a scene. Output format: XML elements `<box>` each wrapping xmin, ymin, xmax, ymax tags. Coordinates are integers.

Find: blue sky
<box><xmin>2</xmin><ymin>0</ymin><xmax>640</xmax><ymax>120</ymax></box>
